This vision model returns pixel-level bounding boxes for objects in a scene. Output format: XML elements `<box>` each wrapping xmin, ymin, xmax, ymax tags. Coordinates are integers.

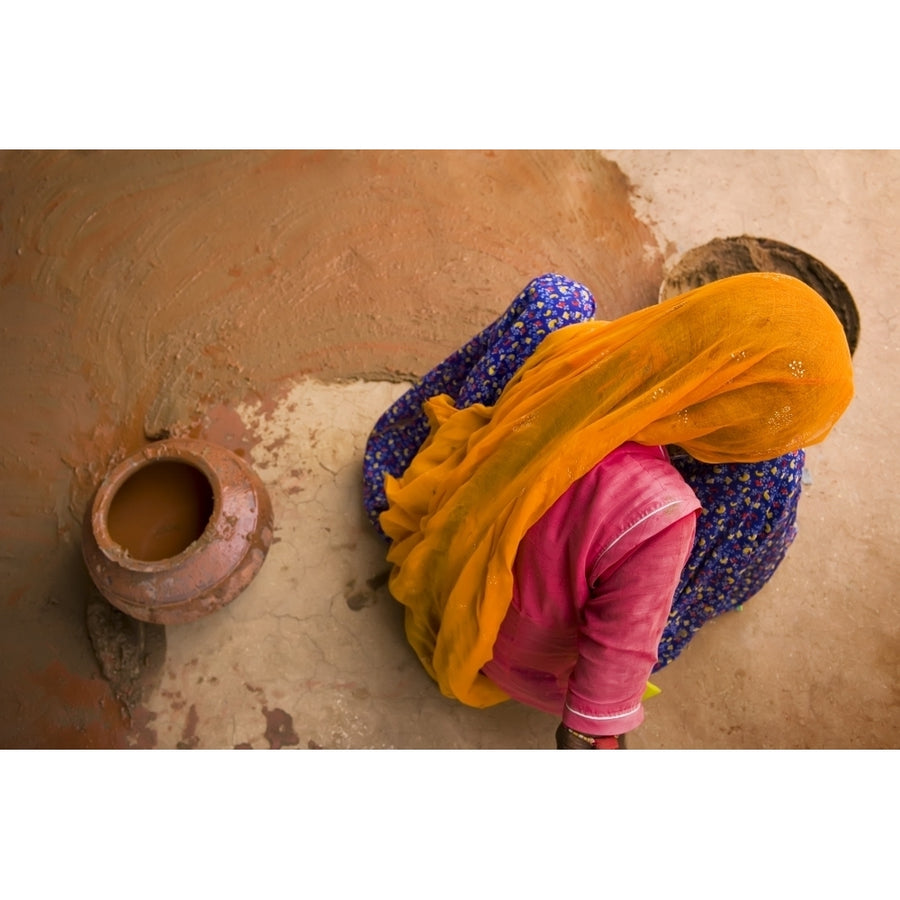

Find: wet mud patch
<box><xmin>176</xmin><ymin>704</ymin><xmax>201</xmax><ymax>749</ymax></box>
<box><xmin>346</xmin><ymin>568</ymin><xmax>391</xmax><ymax>611</ymax></box>
<box><xmin>263</xmin><ymin>707</ymin><xmax>300</xmax><ymax>749</ymax></box>
<box><xmin>239</xmin><ymin>681</ymin><xmax>302</xmax><ymax>749</ymax></box>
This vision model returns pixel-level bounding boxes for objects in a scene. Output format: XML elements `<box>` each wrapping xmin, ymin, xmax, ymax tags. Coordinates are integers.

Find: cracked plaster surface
<box><xmin>144</xmin><ymin>379</ymin><xmax>558</xmax><ymax>749</ymax></box>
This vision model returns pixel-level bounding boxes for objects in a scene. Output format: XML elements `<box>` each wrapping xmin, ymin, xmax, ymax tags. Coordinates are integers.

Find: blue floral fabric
<box><xmin>362</xmin><ymin>273</ymin><xmax>804</xmax><ymax>666</ymax></box>
<box><xmin>656</xmin><ymin>449</ymin><xmax>804</xmax><ymax>668</ymax></box>
<box><xmin>362</xmin><ymin>273</ymin><xmax>596</xmax><ymax>534</ymax></box>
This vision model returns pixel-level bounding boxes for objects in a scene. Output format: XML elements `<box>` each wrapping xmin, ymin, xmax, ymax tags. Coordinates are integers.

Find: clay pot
<box><xmin>82</xmin><ymin>439</ymin><xmax>274</xmax><ymax>625</ymax></box>
<box><xmin>659</xmin><ymin>235</ymin><xmax>860</xmax><ymax>356</ymax></box>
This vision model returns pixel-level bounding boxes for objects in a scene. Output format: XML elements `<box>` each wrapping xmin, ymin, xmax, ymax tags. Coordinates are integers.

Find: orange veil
<box><xmin>380</xmin><ymin>273</ymin><xmax>854</xmax><ymax>707</ymax></box>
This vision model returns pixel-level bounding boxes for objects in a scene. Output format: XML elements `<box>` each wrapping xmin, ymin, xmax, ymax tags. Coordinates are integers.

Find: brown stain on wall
<box><xmin>0</xmin><ymin>149</ymin><xmax>662</xmax><ymax>748</ymax></box>
<box><xmin>263</xmin><ymin>706</ymin><xmax>300</xmax><ymax>749</ymax></box>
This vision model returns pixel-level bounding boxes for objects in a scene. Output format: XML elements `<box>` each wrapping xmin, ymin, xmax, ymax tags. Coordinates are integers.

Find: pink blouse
<box><xmin>481</xmin><ymin>442</ymin><xmax>701</xmax><ymax>735</ymax></box>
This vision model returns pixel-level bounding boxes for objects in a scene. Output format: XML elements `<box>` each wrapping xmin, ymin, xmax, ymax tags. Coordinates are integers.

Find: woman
<box><xmin>363</xmin><ymin>272</ymin><xmax>854</xmax><ymax>749</ymax></box>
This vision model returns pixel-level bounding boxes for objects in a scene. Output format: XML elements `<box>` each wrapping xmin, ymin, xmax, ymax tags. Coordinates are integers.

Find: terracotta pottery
<box><xmin>659</xmin><ymin>235</ymin><xmax>860</xmax><ymax>356</ymax></box>
<box><xmin>82</xmin><ymin>439</ymin><xmax>274</xmax><ymax>625</ymax></box>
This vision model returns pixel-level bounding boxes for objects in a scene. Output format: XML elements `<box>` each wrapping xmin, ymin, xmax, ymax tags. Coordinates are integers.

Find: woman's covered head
<box><xmin>492</xmin><ymin>271</ymin><xmax>854</xmax><ymax>466</ymax></box>
<box><xmin>631</xmin><ymin>272</ymin><xmax>855</xmax><ymax>462</ymax></box>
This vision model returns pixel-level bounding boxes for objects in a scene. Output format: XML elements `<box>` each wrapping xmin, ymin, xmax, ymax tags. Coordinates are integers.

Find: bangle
<box><xmin>566</xmin><ymin>726</ymin><xmax>621</xmax><ymax>750</ymax></box>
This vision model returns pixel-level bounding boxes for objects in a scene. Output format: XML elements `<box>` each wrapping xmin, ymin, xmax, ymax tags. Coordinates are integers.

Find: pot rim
<box><xmin>90</xmin><ymin>439</ymin><xmax>224</xmax><ymax>573</ymax></box>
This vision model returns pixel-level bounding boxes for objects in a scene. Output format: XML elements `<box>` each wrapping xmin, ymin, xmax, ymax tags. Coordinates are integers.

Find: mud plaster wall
<box><xmin>0</xmin><ymin>150</ymin><xmax>662</xmax><ymax>746</ymax></box>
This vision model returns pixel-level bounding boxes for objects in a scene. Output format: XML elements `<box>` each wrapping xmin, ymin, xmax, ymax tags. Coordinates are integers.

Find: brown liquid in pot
<box><xmin>106</xmin><ymin>461</ymin><xmax>214</xmax><ymax>561</ymax></box>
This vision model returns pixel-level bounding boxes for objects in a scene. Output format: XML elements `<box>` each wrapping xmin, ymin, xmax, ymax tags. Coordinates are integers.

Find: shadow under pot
<box><xmin>82</xmin><ymin>439</ymin><xmax>274</xmax><ymax>625</ymax></box>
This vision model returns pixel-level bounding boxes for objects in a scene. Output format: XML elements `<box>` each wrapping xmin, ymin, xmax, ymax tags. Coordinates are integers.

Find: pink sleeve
<box><xmin>562</xmin><ymin>513</ymin><xmax>697</xmax><ymax>736</ymax></box>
